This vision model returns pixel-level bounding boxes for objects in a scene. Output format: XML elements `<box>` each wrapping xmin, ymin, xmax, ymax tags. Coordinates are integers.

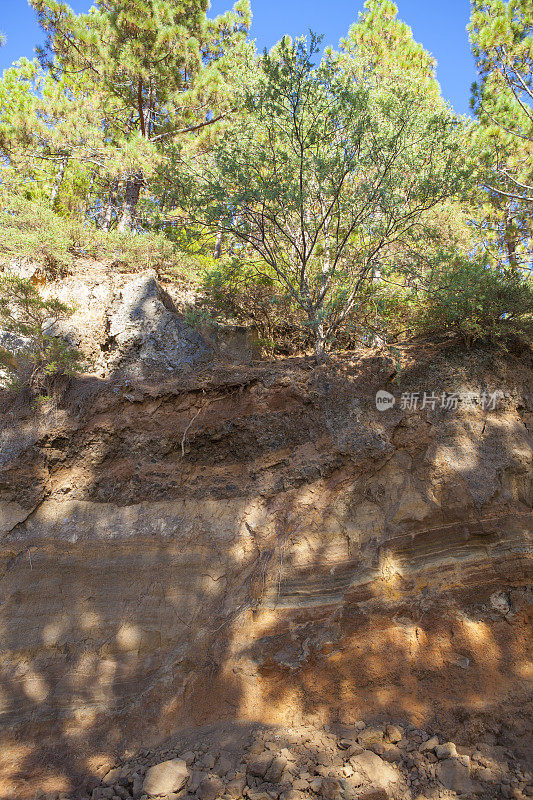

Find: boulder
<box><xmin>142</xmin><ymin>759</ymin><xmax>189</xmax><ymax>797</ymax></box>
<box><xmin>103</xmin><ymin>274</ymin><xmax>212</xmax><ymax>378</ymax></box>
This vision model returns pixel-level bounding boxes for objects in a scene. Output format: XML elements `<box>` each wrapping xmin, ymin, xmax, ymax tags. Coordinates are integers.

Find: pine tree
<box><xmin>468</xmin><ymin>0</ymin><xmax>532</xmax><ymax>269</ymax></box>
<box><xmin>338</xmin><ymin>0</ymin><xmax>441</xmax><ymax>101</ymax></box>
<box><xmin>31</xmin><ymin>0</ymin><xmax>251</xmax><ymax>231</ymax></box>
<box><xmin>0</xmin><ymin>58</ymin><xmax>112</xmax><ymax>210</ymax></box>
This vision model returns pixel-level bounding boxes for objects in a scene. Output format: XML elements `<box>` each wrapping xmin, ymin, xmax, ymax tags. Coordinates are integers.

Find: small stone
<box><xmin>320</xmin><ymin>778</ymin><xmax>342</xmax><ymax>800</ymax></box>
<box><xmin>419</xmin><ymin>737</ymin><xmax>439</xmax><ymax>753</ymax></box>
<box><xmin>490</xmin><ymin>591</ymin><xmax>511</xmax><ymax>615</ymax></box>
<box><xmin>279</xmin><ymin>749</ymin><xmax>295</xmax><ymax>762</ymax></box>
<box><xmin>265</xmin><ymin>757</ymin><xmax>288</xmax><ymax>783</ymax></box>
<box><xmin>357</xmin><ymin>728</ymin><xmax>384</xmax><ymax>749</ymax></box>
<box><xmin>349</xmin><ymin>751</ymin><xmax>399</xmax><ymax>793</ymax></box>
<box><xmin>292</xmin><ymin>779</ymin><xmax>309</xmax><ymax>791</ymax></box>
<box><xmin>226</xmin><ymin>778</ymin><xmax>247</xmax><ymax>798</ymax></box>
<box><xmin>343</xmin><ymin>744</ymin><xmax>363</xmax><ymax>759</ymax></box>
<box><xmin>179</xmin><ymin>752</ymin><xmax>196</xmax><ymax>766</ymax></box>
<box><xmin>477</xmin><ymin>767</ymin><xmax>497</xmax><ymax>783</ymax></box>
<box><xmin>341</xmin><ymin>765</ymin><xmax>354</xmax><ymax>778</ymax></box>
<box><xmin>132</xmin><ymin>775</ymin><xmax>144</xmax><ymax>799</ymax></box>
<box><xmin>385</xmin><ymin>725</ymin><xmax>403</xmax><ymax>744</ymax></box>
<box><xmin>103</xmin><ymin>769</ymin><xmax>122</xmax><ymax>786</ymax></box>
<box><xmin>246</xmin><ymin>789</ymin><xmax>273</xmax><ymax>800</ymax></box>
<box><xmin>92</xmin><ymin>789</ymin><xmax>115</xmax><ymax>800</ymax></box>
<box><xmin>196</xmin><ymin>775</ymin><xmax>224</xmax><ymax>800</ymax></box>
<box><xmin>338</xmin><ymin>739</ymin><xmax>355</xmax><ymax>750</ymax></box>
<box><xmin>435</xmin><ymin>742</ymin><xmax>457</xmax><ymax>760</ymax></box>
<box><xmin>248</xmin><ymin>753</ymin><xmax>274</xmax><ymax>779</ymax></box>
<box><xmin>436</xmin><ymin>757</ymin><xmax>473</xmax><ymax>794</ymax></box>
<box><xmin>201</xmin><ymin>753</ymin><xmax>217</xmax><ymax>770</ymax></box>
<box><xmin>358</xmin><ymin>790</ymin><xmax>388</xmax><ymax>800</ymax></box>
<box><xmin>143</xmin><ymin>760</ymin><xmax>189</xmax><ymax>797</ymax></box>
<box><xmin>188</xmin><ymin>771</ymin><xmax>207</xmax><ymax>793</ymax></box>
<box><xmin>92</xmin><ymin>786</ymin><xmax>115</xmax><ymax>800</ymax></box>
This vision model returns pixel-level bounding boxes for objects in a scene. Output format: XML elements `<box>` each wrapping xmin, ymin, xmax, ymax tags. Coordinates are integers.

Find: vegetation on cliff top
<box><xmin>0</xmin><ymin>0</ymin><xmax>531</xmax><ymax>380</ymax></box>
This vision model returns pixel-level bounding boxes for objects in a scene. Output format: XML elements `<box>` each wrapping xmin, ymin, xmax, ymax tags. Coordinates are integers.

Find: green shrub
<box><xmin>413</xmin><ymin>258</ymin><xmax>533</xmax><ymax>345</ymax></box>
<box><xmin>0</xmin><ymin>194</ymin><xmax>75</xmax><ymax>274</ymax></box>
<box><xmin>200</xmin><ymin>256</ymin><xmax>308</xmax><ymax>353</ymax></box>
<box><xmin>0</xmin><ymin>274</ymin><xmax>84</xmax><ymax>392</ymax></box>
<box><xmin>0</xmin><ymin>192</ymin><xmax>197</xmax><ymax>279</ymax></box>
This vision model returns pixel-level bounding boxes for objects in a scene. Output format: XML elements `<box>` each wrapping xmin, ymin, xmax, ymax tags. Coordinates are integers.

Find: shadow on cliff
<box><xmin>0</xmin><ymin>343</ymin><xmax>531</xmax><ymax>798</ymax></box>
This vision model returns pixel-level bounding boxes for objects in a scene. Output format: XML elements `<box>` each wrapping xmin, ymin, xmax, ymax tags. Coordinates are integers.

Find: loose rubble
<box><xmin>35</xmin><ymin>719</ymin><xmax>533</xmax><ymax>800</ymax></box>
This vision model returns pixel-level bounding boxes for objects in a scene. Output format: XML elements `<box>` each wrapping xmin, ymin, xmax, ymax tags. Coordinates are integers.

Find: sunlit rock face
<box><xmin>0</xmin><ymin>347</ymin><xmax>531</xmax><ymax>796</ymax></box>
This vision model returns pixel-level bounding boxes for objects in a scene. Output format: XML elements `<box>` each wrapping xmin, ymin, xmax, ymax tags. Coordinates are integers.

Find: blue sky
<box><xmin>0</xmin><ymin>0</ymin><xmax>475</xmax><ymax>116</ymax></box>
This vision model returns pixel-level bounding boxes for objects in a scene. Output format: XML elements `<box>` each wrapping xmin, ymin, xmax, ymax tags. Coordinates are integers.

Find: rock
<box><xmin>385</xmin><ymin>725</ymin><xmax>403</xmax><ymax>744</ymax></box>
<box><xmin>342</xmin><ymin>743</ymin><xmax>364</xmax><ymax>759</ymax></box>
<box><xmin>435</xmin><ymin>742</ymin><xmax>457</xmax><ymax>760</ymax></box>
<box><xmin>381</xmin><ymin>746</ymin><xmax>402</xmax><ymax>764</ymax></box>
<box><xmin>279</xmin><ymin>792</ymin><xmax>306</xmax><ymax>800</ymax></box>
<box><xmin>201</xmin><ymin>753</ymin><xmax>217</xmax><ymax>770</ymax></box>
<box><xmin>216</xmin><ymin>751</ymin><xmax>235</xmax><ymax>774</ymax></box>
<box><xmin>103</xmin><ymin>768</ymin><xmax>122</xmax><ymax>785</ymax></box>
<box><xmin>340</xmin><ymin>775</ymin><xmax>364</xmax><ymax>800</ymax></box>
<box><xmin>132</xmin><ymin>775</ymin><xmax>144</xmax><ymax>799</ymax></box>
<box><xmin>248</xmin><ymin>753</ymin><xmax>274</xmax><ymax>779</ymax></box>
<box><xmin>436</xmin><ymin>758</ymin><xmax>474</xmax><ymax>794</ymax></box>
<box><xmin>358</xmin><ymin>790</ymin><xmax>389</xmax><ymax>800</ymax></box>
<box><xmin>104</xmin><ymin>274</ymin><xmax>212</xmax><ymax>378</ymax></box>
<box><xmin>142</xmin><ymin>759</ymin><xmax>189</xmax><ymax>797</ymax></box>
<box><xmin>246</xmin><ymin>789</ymin><xmax>274</xmax><ymax>800</ymax></box>
<box><xmin>226</xmin><ymin>778</ymin><xmax>247</xmax><ymax>798</ymax></box>
<box><xmin>357</xmin><ymin>728</ymin><xmax>384</xmax><ymax>749</ymax></box>
<box><xmin>477</xmin><ymin>766</ymin><xmax>498</xmax><ymax>782</ymax></box>
<box><xmin>320</xmin><ymin>778</ymin><xmax>342</xmax><ymax>800</ymax></box>
<box><xmin>179</xmin><ymin>751</ymin><xmax>196</xmax><ymax>765</ymax></box>
<box><xmin>188</xmin><ymin>771</ymin><xmax>208</xmax><ymax>793</ymax></box>
<box><xmin>92</xmin><ymin>789</ymin><xmax>115</xmax><ymax>800</ymax></box>
<box><xmin>338</xmin><ymin>739</ymin><xmax>353</xmax><ymax>750</ymax></box>
<box><xmin>419</xmin><ymin>737</ymin><xmax>439</xmax><ymax>753</ymax></box>
<box><xmin>265</xmin><ymin>757</ymin><xmax>288</xmax><ymax>783</ymax></box>
<box><xmin>196</xmin><ymin>775</ymin><xmax>224</xmax><ymax>800</ymax></box>
<box><xmin>279</xmin><ymin>749</ymin><xmax>295</xmax><ymax>762</ymax></box>
<box><xmin>490</xmin><ymin>591</ymin><xmax>511</xmax><ymax>615</ymax></box>
<box><xmin>348</xmin><ymin>751</ymin><xmax>400</xmax><ymax>793</ymax></box>
<box><xmin>341</xmin><ymin>765</ymin><xmax>354</xmax><ymax>778</ymax></box>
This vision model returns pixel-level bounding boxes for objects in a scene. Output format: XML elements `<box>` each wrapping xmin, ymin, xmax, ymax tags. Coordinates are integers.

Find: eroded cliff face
<box><xmin>0</xmin><ymin>344</ymin><xmax>532</xmax><ymax>797</ymax></box>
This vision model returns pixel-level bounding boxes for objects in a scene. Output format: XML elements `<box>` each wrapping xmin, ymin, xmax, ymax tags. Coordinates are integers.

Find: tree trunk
<box><xmin>312</xmin><ymin>317</ymin><xmax>327</xmax><ymax>363</ymax></box>
<box><xmin>505</xmin><ymin>212</ymin><xmax>518</xmax><ymax>268</ymax></box>
<box><xmin>117</xmin><ymin>171</ymin><xmax>143</xmax><ymax>233</ymax></box>
<box><xmin>102</xmin><ymin>179</ymin><xmax>119</xmax><ymax>231</ymax></box>
<box><xmin>50</xmin><ymin>156</ymin><xmax>68</xmax><ymax>207</ymax></box>
<box><xmin>213</xmin><ymin>228</ymin><xmax>223</xmax><ymax>259</ymax></box>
